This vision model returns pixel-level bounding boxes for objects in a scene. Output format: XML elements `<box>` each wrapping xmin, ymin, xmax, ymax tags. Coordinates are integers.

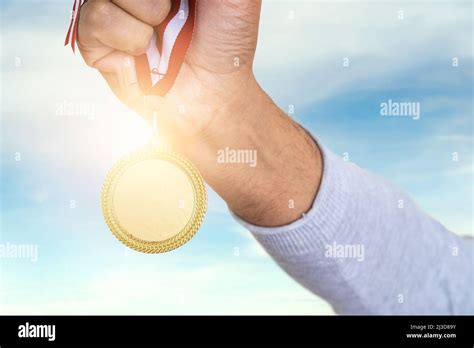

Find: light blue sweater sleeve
<box><xmin>231</xmin><ymin>145</ymin><xmax>474</xmax><ymax>314</ymax></box>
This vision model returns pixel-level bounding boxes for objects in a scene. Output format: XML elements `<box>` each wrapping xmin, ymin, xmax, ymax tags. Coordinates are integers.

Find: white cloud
<box><xmin>1</xmin><ymin>262</ymin><xmax>332</xmax><ymax>315</ymax></box>
<box><xmin>256</xmin><ymin>0</ymin><xmax>472</xmax><ymax>105</ymax></box>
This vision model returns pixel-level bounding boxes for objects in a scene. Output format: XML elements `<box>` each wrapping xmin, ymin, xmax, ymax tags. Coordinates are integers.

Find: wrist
<box><xmin>180</xmin><ymin>73</ymin><xmax>265</xmax><ymax>173</ymax></box>
<box><xmin>184</xmin><ymin>76</ymin><xmax>323</xmax><ymax>226</ymax></box>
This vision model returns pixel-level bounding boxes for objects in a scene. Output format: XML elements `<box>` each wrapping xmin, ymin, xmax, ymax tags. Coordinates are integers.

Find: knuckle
<box><xmin>84</xmin><ymin>1</ymin><xmax>112</xmax><ymax>28</ymax></box>
<box><xmin>129</xmin><ymin>26</ymin><xmax>153</xmax><ymax>55</ymax></box>
<box><xmin>84</xmin><ymin>58</ymin><xmax>97</xmax><ymax>69</ymax></box>
<box><xmin>78</xmin><ymin>46</ymin><xmax>100</xmax><ymax>69</ymax></box>
<box><xmin>146</xmin><ymin>0</ymin><xmax>171</xmax><ymax>25</ymax></box>
<box><xmin>80</xmin><ymin>51</ymin><xmax>99</xmax><ymax>69</ymax></box>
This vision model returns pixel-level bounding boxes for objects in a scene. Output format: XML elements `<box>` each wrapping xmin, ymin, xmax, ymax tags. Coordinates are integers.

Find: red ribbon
<box><xmin>135</xmin><ymin>0</ymin><xmax>196</xmax><ymax>96</ymax></box>
<box><xmin>64</xmin><ymin>0</ymin><xmax>87</xmax><ymax>53</ymax></box>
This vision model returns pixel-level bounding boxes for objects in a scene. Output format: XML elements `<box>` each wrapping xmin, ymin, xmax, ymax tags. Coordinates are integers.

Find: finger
<box><xmin>112</xmin><ymin>0</ymin><xmax>171</xmax><ymax>26</ymax></box>
<box><xmin>98</xmin><ymin>51</ymin><xmax>147</xmax><ymax>113</ymax></box>
<box><xmin>78</xmin><ymin>0</ymin><xmax>153</xmax><ymax>67</ymax></box>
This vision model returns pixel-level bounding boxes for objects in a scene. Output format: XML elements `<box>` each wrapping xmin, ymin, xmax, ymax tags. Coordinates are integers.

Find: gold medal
<box><xmin>64</xmin><ymin>0</ymin><xmax>204</xmax><ymax>253</ymax></box>
<box><xmin>101</xmin><ymin>136</ymin><xmax>207</xmax><ymax>253</ymax></box>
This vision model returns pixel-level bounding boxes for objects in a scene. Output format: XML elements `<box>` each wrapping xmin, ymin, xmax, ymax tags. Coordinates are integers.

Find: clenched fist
<box><xmin>78</xmin><ymin>0</ymin><xmax>262</xmax><ymax>147</ymax></box>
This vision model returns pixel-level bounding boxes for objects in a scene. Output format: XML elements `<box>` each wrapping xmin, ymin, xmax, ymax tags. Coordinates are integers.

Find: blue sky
<box><xmin>0</xmin><ymin>0</ymin><xmax>472</xmax><ymax>314</ymax></box>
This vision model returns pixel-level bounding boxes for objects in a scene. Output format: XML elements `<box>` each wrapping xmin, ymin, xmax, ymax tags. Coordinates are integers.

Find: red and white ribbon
<box><xmin>65</xmin><ymin>0</ymin><xmax>196</xmax><ymax>97</ymax></box>
<box><xmin>64</xmin><ymin>0</ymin><xmax>87</xmax><ymax>53</ymax></box>
<box><xmin>136</xmin><ymin>0</ymin><xmax>196</xmax><ymax>96</ymax></box>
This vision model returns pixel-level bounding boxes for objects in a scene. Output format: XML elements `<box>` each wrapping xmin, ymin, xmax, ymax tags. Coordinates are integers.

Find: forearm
<box><xmin>180</xmin><ymin>76</ymin><xmax>322</xmax><ymax>226</ymax></box>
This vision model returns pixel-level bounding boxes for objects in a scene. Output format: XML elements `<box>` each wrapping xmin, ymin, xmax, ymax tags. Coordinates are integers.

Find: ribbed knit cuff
<box><xmin>230</xmin><ymin>145</ymin><xmax>353</xmax><ymax>256</ymax></box>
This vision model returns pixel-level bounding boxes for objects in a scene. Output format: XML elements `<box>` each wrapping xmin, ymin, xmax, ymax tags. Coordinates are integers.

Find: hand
<box><xmin>78</xmin><ymin>0</ymin><xmax>322</xmax><ymax>226</ymax></box>
<box><xmin>78</xmin><ymin>0</ymin><xmax>262</xmax><ymax>147</ymax></box>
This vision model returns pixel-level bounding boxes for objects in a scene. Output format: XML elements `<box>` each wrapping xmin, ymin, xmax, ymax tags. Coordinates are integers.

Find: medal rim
<box><xmin>101</xmin><ymin>147</ymin><xmax>207</xmax><ymax>254</ymax></box>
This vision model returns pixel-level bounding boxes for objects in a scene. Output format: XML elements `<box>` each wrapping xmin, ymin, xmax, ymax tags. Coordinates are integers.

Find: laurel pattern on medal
<box><xmin>101</xmin><ymin>148</ymin><xmax>207</xmax><ymax>253</ymax></box>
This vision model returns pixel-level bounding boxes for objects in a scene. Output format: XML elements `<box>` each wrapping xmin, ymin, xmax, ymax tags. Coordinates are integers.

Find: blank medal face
<box><xmin>102</xmin><ymin>150</ymin><xmax>206</xmax><ymax>253</ymax></box>
<box><xmin>113</xmin><ymin>159</ymin><xmax>194</xmax><ymax>241</ymax></box>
